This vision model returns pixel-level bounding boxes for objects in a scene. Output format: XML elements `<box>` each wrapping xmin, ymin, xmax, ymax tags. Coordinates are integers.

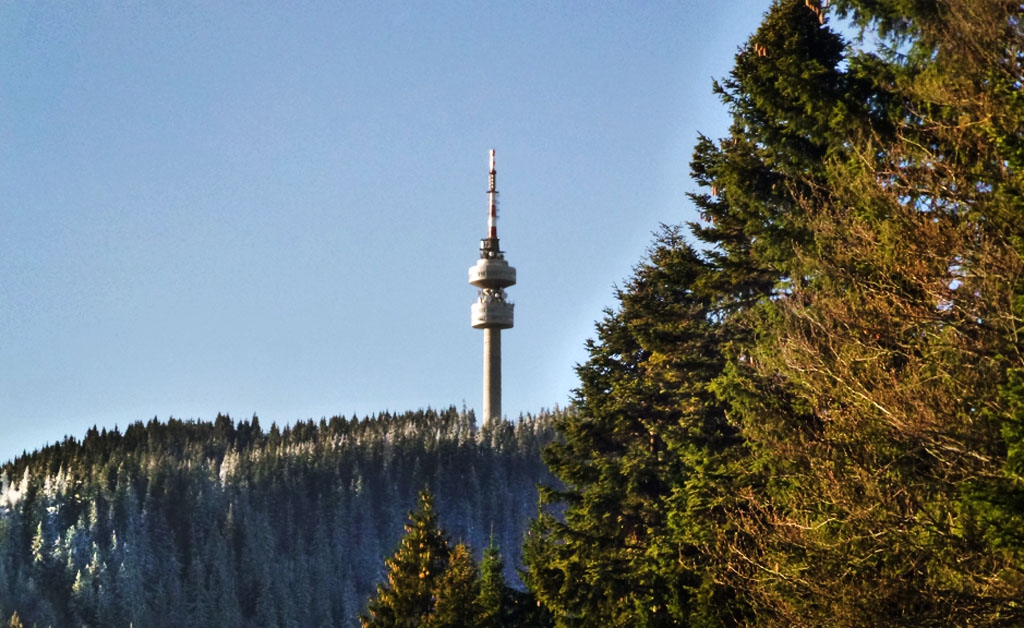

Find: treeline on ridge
<box><xmin>0</xmin><ymin>407</ymin><xmax>559</xmax><ymax>627</ymax></box>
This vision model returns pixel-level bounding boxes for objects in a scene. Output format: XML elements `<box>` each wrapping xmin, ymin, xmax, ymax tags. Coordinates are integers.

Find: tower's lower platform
<box><xmin>471</xmin><ymin>301</ymin><xmax>514</xmax><ymax>329</ymax></box>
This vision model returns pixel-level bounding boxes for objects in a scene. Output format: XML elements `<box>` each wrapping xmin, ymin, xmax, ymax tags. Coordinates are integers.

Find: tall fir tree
<box><xmin>528</xmin><ymin>0</ymin><xmax>1024</xmax><ymax>625</ymax></box>
<box><xmin>422</xmin><ymin>543</ymin><xmax>479</xmax><ymax>628</ymax></box>
<box><xmin>361</xmin><ymin>491</ymin><xmax>451</xmax><ymax>628</ymax></box>
<box><xmin>689</xmin><ymin>0</ymin><xmax>1024</xmax><ymax>624</ymax></box>
<box><xmin>476</xmin><ymin>539</ymin><xmax>508</xmax><ymax>626</ymax></box>
<box><xmin>525</xmin><ymin>227</ymin><xmax>743</xmax><ymax>627</ymax></box>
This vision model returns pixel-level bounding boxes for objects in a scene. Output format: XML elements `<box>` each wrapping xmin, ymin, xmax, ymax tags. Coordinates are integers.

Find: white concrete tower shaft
<box><xmin>468</xmin><ymin>150</ymin><xmax>516</xmax><ymax>425</ymax></box>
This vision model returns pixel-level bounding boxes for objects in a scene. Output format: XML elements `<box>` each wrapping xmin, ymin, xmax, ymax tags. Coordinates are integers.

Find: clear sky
<box><xmin>0</xmin><ymin>1</ymin><xmax>772</xmax><ymax>465</ymax></box>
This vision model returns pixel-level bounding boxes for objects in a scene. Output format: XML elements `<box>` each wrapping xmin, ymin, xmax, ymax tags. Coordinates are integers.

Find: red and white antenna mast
<box><xmin>488</xmin><ymin>149</ymin><xmax>498</xmax><ymax>240</ymax></box>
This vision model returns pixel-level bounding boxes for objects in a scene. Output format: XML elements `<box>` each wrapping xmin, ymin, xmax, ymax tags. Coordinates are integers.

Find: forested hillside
<box><xmin>0</xmin><ymin>407</ymin><xmax>558</xmax><ymax>627</ymax></box>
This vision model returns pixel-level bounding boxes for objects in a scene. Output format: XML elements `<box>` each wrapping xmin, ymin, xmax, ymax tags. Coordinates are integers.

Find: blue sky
<box><xmin>0</xmin><ymin>1</ymin><xmax>772</xmax><ymax>465</ymax></box>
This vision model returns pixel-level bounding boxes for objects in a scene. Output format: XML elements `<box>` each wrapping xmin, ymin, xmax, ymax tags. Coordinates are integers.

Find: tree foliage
<box><xmin>363</xmin><ymin>491</ymin><xmax>549</xmax><ymax>628</ymax></box>
<box><xmin>525</xmin><ymin>227</ymin><xmax>744</xmax><ymax>627</ymax></box>
<box><xmin>526</xmin><ymin>0</ymin><xmax>1024</xmax><ymax>625</ymax></box>
<box><xmin>362</xmin><ymin>491</ymin><xmax>452</xmax><ymax>628</ymax></box>
<box><xmin>0</xmin><ymin>408</ymin><xmax>559</xmax><ymax>627</ymax></box>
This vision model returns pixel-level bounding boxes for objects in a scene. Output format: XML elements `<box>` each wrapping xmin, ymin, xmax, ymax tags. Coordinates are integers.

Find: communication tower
<box><xmin>469</xmin><ymin>150</ymin><xmax>516</xmax><ymax>425</ymax></box>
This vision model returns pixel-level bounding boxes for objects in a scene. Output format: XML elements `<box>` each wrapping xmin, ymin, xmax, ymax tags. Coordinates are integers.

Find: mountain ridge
<box><xmin>0</xmin><ymin>406</ymin><xmax>562</xmax><ymax>627</ymax></box>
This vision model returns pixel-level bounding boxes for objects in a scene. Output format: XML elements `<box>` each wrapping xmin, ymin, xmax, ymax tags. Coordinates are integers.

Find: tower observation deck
<box><xmin>469</xmin><ymin>150</ymin><xmax>516</xmax><ymax>424</ymax></box>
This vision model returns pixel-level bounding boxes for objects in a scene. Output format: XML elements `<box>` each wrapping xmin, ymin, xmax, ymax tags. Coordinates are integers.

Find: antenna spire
<box><xmin>488</xmin><ymin>149</ymin><xmax>498</xmax><ymax>240</ymax></box>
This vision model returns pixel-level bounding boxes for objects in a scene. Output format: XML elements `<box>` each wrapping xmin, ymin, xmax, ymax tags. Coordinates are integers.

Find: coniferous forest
<box><xmin>0</xmin><ymin>409</ymin><xmax>556</xmax><ymax>627</ymax></box>
<box><xmin>6</xmin><ymin>0</ymin><xmax>1024</xmax><ymax>626</ymax></box>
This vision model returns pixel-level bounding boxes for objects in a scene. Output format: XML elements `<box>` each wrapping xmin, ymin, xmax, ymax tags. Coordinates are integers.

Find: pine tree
<box><xmin>525</xmin><ymin>227</ymin><xmax>743</xmax><ymax>626</ymax></box>
<box><xmin>476</xmin><ymin>539</ymin><xmax>507</xmax><ymax>626</ymax></box>
<box><xmin>687</xmin><ymin>0</ymin><xmax>1024</xmax><ymax>624</ymax></box>
<box><xmin>689</xmin><ymin>0</ymin><xmax>863</xmax><ymax>306</ymax></box>
<box><xmin>422</xmin><ymin>543</ymin><xmax>478</xmax><ymax>628</ymax></box>
<box><xmin>361</xmin><ymin>491</ymin><xmax>451</xmax><ymax>628</ymax></box>
<box><xmin>525</xmin><ymin>1</ymin><xmax>1024</xmax><ymax>624</ymax></box>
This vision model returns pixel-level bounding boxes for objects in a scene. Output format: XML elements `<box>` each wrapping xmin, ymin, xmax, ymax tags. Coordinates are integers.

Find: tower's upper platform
<box><xmin>469</xmin><ymin>255</ymin><xmax>516</xmax><ymax>289</ymax></box>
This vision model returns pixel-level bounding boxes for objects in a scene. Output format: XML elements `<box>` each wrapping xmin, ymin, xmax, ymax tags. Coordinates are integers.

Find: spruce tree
<box><xmin>526</xmin><ymin>1</ymin><xmax>1024</xmax><ymax>624</ymax></box>
<box><xmin>525</xmin><ymin>227</ymin><xmax>742</xmax><ymax>627</ymax></box>
<box><xmin>688</xmin><ymin>0</ymin><xmax>1024</xmax><ymax>624</ymax></box>
<box><xmin>689</xmin><ymin>0</ymin><xmax>862</xmax><ymax>305</ymax></box>
<box><xmin>422</xmin><ymin>543</ymin><xmax>479</xmax><ymax>628</ymax></box>
<box><xmin>361</xmin><ymin>491</ymin><xmax>451</xmax><ymax>628</ymax></box>
<box><xmin>475</xmin><ymin>539</ymin><xmax>507</xmax><ymax>626</ymax></box>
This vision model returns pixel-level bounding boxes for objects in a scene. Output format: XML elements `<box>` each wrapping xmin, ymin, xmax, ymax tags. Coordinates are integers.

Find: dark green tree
<box><xmin>422</xmin><ymin>543</ymin><xmax>478</xmax><ymax>628</ymax></box>
<box><xmin>476</xmin><ymin>539</ymin><xmax>508</xmax><ymax>626</ymax></box>
<box><xmin>687</xmin><ymin>0</ymin><xmax>1024</xmax><ymax>624</ymax></box>
<box><xmin>525</xmin><ymin>227</ymin><xmax>743</xmax><ymax>627</ymax></box>
<box><xmin>361</xmin><ymin>491</ymin><xmax>451</xmax><ymax>628</ymax></box>
<box><xmin>689</xmin><ymin>0</ymin><xmax>866</xmax><ymax>305</ymax></box>
<box><xmin>526</xmin><ymin>1</ymin><xmax>1024</xmax><ymax>625</ymax></box>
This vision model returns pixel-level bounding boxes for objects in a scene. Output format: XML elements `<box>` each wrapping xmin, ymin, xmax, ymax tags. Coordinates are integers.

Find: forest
<box><xmin>0</xmin><ymin>409</ymin><xmax>557</xmax><ymax>627</ymax></box>
<box><xmin>6</xmin><ymin>0</ymin><xmax>1024</xmax><ymax>625</ymax></box>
